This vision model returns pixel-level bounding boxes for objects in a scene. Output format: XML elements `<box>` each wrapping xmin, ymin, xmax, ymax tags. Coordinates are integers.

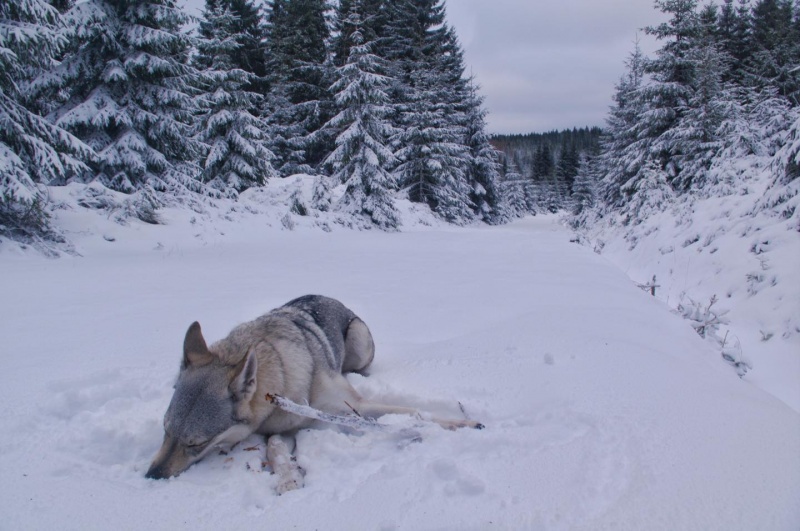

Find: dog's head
<box><xmin>145</xmin><ymin>322</ymin><xmax>258</xmax><ymax>479</ymax></box>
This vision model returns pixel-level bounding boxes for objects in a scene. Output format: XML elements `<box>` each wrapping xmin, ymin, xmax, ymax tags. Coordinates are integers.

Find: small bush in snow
<box><xmin>677</xmin><ymin>294</ymin><xmax>729</xmax><ymax>339</ymax></box>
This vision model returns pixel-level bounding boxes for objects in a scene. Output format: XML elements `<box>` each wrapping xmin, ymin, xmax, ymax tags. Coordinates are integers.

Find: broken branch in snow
<box><xmin>637</xmin><ymin>275</ymin><xmax>660</xmax><ymax>296</ymax></box>
<box><xmin>266</xmin><ymin>393</ymin><xmax>389</xmax><ymax>432</ymax></box>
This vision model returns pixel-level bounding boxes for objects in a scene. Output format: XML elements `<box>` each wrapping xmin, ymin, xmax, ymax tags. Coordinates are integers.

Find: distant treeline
<box><xmin>490</xmin><ymin>127</ymin><xmax>602</xmax><ymax>213</ymax></box>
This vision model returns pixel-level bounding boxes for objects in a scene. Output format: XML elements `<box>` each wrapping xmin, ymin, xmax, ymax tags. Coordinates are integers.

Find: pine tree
<box><xmin>197</xmin><ymin>0</ymin><xmax>268</xmax><ymax>95</ymax></box>
<box><xmin>498</xmin><ymin>159</ymin><xmax>526</xmax><ymax>217</ymax></box>
<box><xmin>643</xmin><ymin>0</ymin><xmax>700</xmax><ymax>189</ymax></box>
<box><xmin>730</xmin><ymin>0</ymin><xmax>754</xmax><ymax>82</ymax></box>
<box><xmin>463</xmin><ymin>80</ymin><xmax>505</xmax><ymax>223</ymax></box>
<box><xmin>758</xmin><ymin>105</ymin><xmax>799</xmax><ymax>227</ymax></box>
<box><xmin>395</xmin><ymin>61</ymin><xmax>472</xmax><ymax>222</ymax></box>
<box><xmin>263</xmin><ymin>0</ymin><xmax>308</xmax><ymax>176</ymax></box>
<box><xmin>748</xmin><ymin>0</ymin><xmax>799</xmax><ymax>105</ymax></box>
<box><xmin>323</xmin><ymin>4</ymin><xmax>400</xmax><ymax>229</ymax></box>
<box><xmin>331</xmin><ymin>0</ymin><xmax>383</xmax><ymax>67</ymax></box>
<box><xmin>717</xmin><ymin>0</ymin><xmax>743</xmax><ymax>84</ymax></box>
<box><xmin>392</xmin><ymin>0</ymin><xmax>473</xmax><ymax>223</ymax></box>
<box><xmin>1</xmin><ymin>0</ymin><xmax>92</xmax><ymax>239</ymax></box>
<box><xmin>571</xmin><ymin>153</ymin><xmax>598</xmax><ymax>217</ymax></box>
<box><xmin>42</xmin><ymin>0</ymin><xmax>204</xmax><ymax>196</ymax></box>
<box><xmin>661</xmin><ymin>24</ymin><xmax>730</xmax><ymax>190</ymax></box>
<box><xmin>556</xmin><ymin>141</ymin><xmax>580</xmax><ymax>193</ymax></box>
<box><xmin>599</xmin><ymin>40</ymin><xmax>647</xmax><ymax>211</ymax></box>
<box><xmin>375</xmin><ymin>0</ymin><xmax>416</xmax><ymax>133</ymax></box>
<box><xmin>264</xmin><ymin>0</ymin><xmax>332</xmax><ymax>174</ymax></box>
<box><xmin>533</xmin><ymin>143</ymin><xmax>554</xmax><ymax>179</ymax></box>
<box><xmin>194</xmin><ymin>3</ymin><xmax>276</xmax><ymax>197</ymax></box>
<box><xmin>620</xmin><ymin>159</ymin><xmax>675</xmax><ymax>225</ymax></box>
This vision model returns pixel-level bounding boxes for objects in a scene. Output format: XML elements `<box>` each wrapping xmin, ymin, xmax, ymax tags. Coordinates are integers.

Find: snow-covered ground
<box><xmin>1</xmin><ymin>192</ymin><xmax>798</xmax><ymax>530</ymax></box>
<box><xmin>581</xmin><ymin>172</ymin><xmax>800</xmax><ymax>413</ymax></box>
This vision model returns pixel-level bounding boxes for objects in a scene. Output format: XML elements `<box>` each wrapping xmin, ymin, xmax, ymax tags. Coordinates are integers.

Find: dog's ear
<box><xmin>182</xmin><ymin>322</ymin><xmax>213</xmax><ymax>369</ymax></box>
<box><xmin>231</xmin><ymin>349</ymin><xmax>258</xmax><ymax>403</ymax></box>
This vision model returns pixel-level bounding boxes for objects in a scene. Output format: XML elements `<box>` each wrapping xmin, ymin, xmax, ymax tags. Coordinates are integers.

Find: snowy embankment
<box><xmin>582</xmin><ymin>174</ymin><xmax>800</xmax><ymax>413</ymax></box>
<box><xmin>1</xmin><ymin>194</ymin><xmax>798</xmax><ymax>530</ymax></box>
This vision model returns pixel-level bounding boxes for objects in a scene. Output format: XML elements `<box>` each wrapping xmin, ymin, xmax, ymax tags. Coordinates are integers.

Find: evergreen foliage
<box><xmin>322</xmin><ymin>3</ymin><xmax>399</xmax><ymax>229</ymax></box>
<box><xmin>492</xmin><ymin>127</ymin><xmax>602</xmax><ymax>214</ymax></box>
<box><xmin>1</xmin><ymin>0</ymin><xmax>92</xmax><ymax>239</ymax></box>
<box><xmin>196</xmin><ymin>0</ymin><xmax>268</xmax><ymax>95</ymax></box>
<box><xmin>463</xmin><ymin>80</ymin><xmax>505</xmax><ymax>223</ymax></box>
<box><xmin>42</xmin><ymin>0</ymin><xmax>204</xmax><ymax>196</ymax></box>
<box><xmin>264</xmin><ymin>0</ymin><xmax>332</xmax><ymax>174</ymax></box>
<box><xmin>194</xmin><ymin>3</ymin><xmax>276</xmax><ymax>197</ymax></box>
<box><xmin>2</xmin><ymin>0</ymin><xmax>503</xmax><ymax>237</ymax></box>
<box><xmin>573</xmin><ymin>0</ymin><xmax>800</xmax><ymax>232</ymax></box>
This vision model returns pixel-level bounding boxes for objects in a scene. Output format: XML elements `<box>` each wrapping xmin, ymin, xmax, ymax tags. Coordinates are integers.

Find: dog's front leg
<box><xmin>266</xmin><ymin>434</ymin><xmax>304</xmax><ymax>495</ymax></box>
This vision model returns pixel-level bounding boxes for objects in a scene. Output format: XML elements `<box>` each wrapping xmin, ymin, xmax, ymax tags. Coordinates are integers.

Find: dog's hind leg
<box><xmin>341</xmin><ymin>317</ymin><xmax>375</xmax><ymax>373</ymax></box>
<box><xmin>266</xmin><ymin>434</ymin><xmax>304</xmax><ymax>495</ymax></box>
<box><xmin>313</xmin><ymin>372</ymin><xmax>484</xmax><ymax>431</ymax></box>
<box><xmin>351</xmin><ymin>400</ymin><xmax>484</xmax><ymax>431</ymax></box>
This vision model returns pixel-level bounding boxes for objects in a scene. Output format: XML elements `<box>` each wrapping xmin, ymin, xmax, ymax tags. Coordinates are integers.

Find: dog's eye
<box><xmin>186</xmin><ymin>442</ymin><xmax>207</xmax><ymax>456</ymax></box>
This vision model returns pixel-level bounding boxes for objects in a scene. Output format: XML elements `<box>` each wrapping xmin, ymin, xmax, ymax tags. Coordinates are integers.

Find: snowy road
<box><xmin>1</xmin><ymin>215</ymin><xmax>798</xmax><ymax>530</ymax></box>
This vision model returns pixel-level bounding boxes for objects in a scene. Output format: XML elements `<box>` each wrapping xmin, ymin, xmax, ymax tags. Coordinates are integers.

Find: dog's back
<box><xmin>279</xmin><ymin>295</ymin><xmax>373</xmax><ymax>374</ymax></box>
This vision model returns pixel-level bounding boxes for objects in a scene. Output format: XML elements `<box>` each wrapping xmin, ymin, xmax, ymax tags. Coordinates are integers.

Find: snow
<box><xmin>1</xmin><ymin>190</ymin><xmax>798</xmax><ymax>530</ymax></box>
<box><xmin>584</xmin><ymin>170</ymin><xmax>800</xmax><ymax>413</ymax></box>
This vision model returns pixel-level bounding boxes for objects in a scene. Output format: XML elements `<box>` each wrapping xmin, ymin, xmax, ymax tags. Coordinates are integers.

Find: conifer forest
<box><xmin>1</xmin><ymin>0</ymin><xmax>798</xmax><ymax>239</ymax></box>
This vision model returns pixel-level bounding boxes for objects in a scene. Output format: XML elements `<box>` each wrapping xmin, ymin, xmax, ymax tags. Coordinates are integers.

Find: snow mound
<box><xmin>0</xmin><ymin>177</ymin><xmax>445</xmax><ymax>257</ymax></box>
<box><xmin>580</xmin><ymin>163</ymin><xmax>800</xmax><ymax>412</ymax></box>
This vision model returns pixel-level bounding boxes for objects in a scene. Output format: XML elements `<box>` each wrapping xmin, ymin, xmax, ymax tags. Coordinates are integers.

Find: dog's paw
<box><xmin>437</xmin><ymin>419</ymin><xmax>485</xmax><ymax>431</ymax></box>
<box><xmin>275</xmin><ymin>473</ymin><xmax>304</xmax><ymax>495</ymax></box>
<box><xmin>274</xmin><ymin>461</ymin><xmax>305</xmax><ymax>495</ymax></box>
<box><xmin>458</xmin><ymin>419</ymin><xmax>484</xmax><ymax>430</ymax></box>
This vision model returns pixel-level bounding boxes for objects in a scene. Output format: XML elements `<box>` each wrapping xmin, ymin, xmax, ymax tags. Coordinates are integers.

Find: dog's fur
<box><xmin>146</xmin><ymin>295</ymin><xmax>480</xmax><ymax>491</ymax></box>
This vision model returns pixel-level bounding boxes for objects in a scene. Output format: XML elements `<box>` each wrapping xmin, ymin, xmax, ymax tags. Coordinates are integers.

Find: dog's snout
<box><xmin>145</xmin><ymin>464</ymin><xmax>168</xmax><ymax>480</ymax></box>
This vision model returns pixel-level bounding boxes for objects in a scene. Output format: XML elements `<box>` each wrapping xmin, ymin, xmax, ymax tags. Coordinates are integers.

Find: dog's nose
<box><xmin>145</xmin><ymin>464</ymin><xmax>167</xmax><ymax>480</ymax></box>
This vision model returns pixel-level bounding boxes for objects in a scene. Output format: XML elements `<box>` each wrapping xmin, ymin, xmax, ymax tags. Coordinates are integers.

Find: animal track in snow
<box><xmin>429</xmin><ymin>458</ymin><xmax>485</xmax><ymax>497</ymax></box>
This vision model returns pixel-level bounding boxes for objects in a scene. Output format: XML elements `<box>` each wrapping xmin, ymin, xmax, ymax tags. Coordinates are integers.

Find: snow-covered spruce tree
<box><xmin>262</xmin><ymin>0</ymin><xmax>308</xmax><ymax>176</ymax></box>
<box><xmin>393</xmin><ymin>0</ymin><xmax>474</xmax><ymax>223</ymax></box>
<box><xmin>395</xmin><ymin>62</ymin><xmax>472</xmax><ymax>223</ymax></box>
<box><xmin>197</xmin><ymin>0</ymin><xmax>268</xmax><ymax>95</ymax></box>
<box><xmin>620</xmin><ymin>159</ymin><xmax>675</xmax><ymax>227</ymax></box>
<box><xmin>463</xmin><ymin>81</ymin><xmax>506</xmax><ymax>224</ymax></box>
<box><xmin>194</xmin><ymin>3</ymin><xmax>276</xmax><ymax>197</ymax></box>
<box><xmin>330</xmin><ymin>0</ymin><xmax>383</xmax><ymax>68</ymax></box>
<box><xmin>747</xmin><ymin>0</ymin><xmax>799</xmax><ymax>106</ymax></box>
<box><xmin>597</xmin><ymin>40</ymin><xmax>647</xmax><ymax>214</ymax></box>
<box><xmin>756</xmin><ymin>100</ymin><xmax>800</xmax><ymax>228</ymax></box>
<box><xmin>377</xmin><ymin>0</ymin><xmax>420</xmax><ymax>132</ymax></box>
<box><xmin>41</xmin><ymin>0</ymin><xmax>204</xmax><ymax>201</ymax></box>
<box><xmin>642</xmin><ymin>0</ymin><xmax>700</xmax><ymax>191</ymax></box>
<box><xmin>571</xmin><ymin>153</ymin><xmax>598</xmax><ymax>218</ymax></box>
<box><xmin>556</xmin><ymin>141</ymin><xmax>580</xmax><ymax>195</ymax></box>
<box><xmin>0</xmin><ymin>0</ymin><xmax>92</xmax><ymax>240</ymax></box>
<box><xmin>322</xmin><ymin>5</ymin><xmax>400</xmax><ymax>229</ymax></box>
<box><xmin>717</xmin><ymin>0</ymin><xmax>754</xmax><ymax>85</ymax></box>
<box><xmin>452</xmin><ymin>21</ymin><xmax>505</xmax><ymax>225</ymax></box>
<box><xmin>658</xmin><ymin>33</ymin><xmax>730</xmax><ymax>192</ymax></box>
<box><xmin>595</xmin><ymin>1</ymin><xmax>701</xmax><ymax>222</ymax></box>
<box><xmin>263</xmin><ymin>0</ymin><xmax>333</xmax><ymax>174</ymax></box>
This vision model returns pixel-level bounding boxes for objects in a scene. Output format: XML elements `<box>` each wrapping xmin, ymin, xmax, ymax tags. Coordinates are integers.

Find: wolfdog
<box><xmin>146</xmin><ymin>295</ymin><xmax>481</xmax><ymax>492</ymax></box>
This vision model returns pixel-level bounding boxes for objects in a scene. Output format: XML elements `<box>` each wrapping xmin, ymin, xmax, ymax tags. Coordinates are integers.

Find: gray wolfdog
<box><xmin>146</xmin><ymin>295</ymin><xmax>481</xmax><ymax>492</ymax></box>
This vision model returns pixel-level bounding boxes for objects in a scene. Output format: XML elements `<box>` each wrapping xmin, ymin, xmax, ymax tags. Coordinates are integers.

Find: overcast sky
<box><xmin>182</xmin><ymin>0</ymin><xmax>667</xmax><ymax>135</ymax></box>
<box><xmin>444</xmin><ymin>1</ymin><xmax>666</xmax><ymax>134</ymax></box>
